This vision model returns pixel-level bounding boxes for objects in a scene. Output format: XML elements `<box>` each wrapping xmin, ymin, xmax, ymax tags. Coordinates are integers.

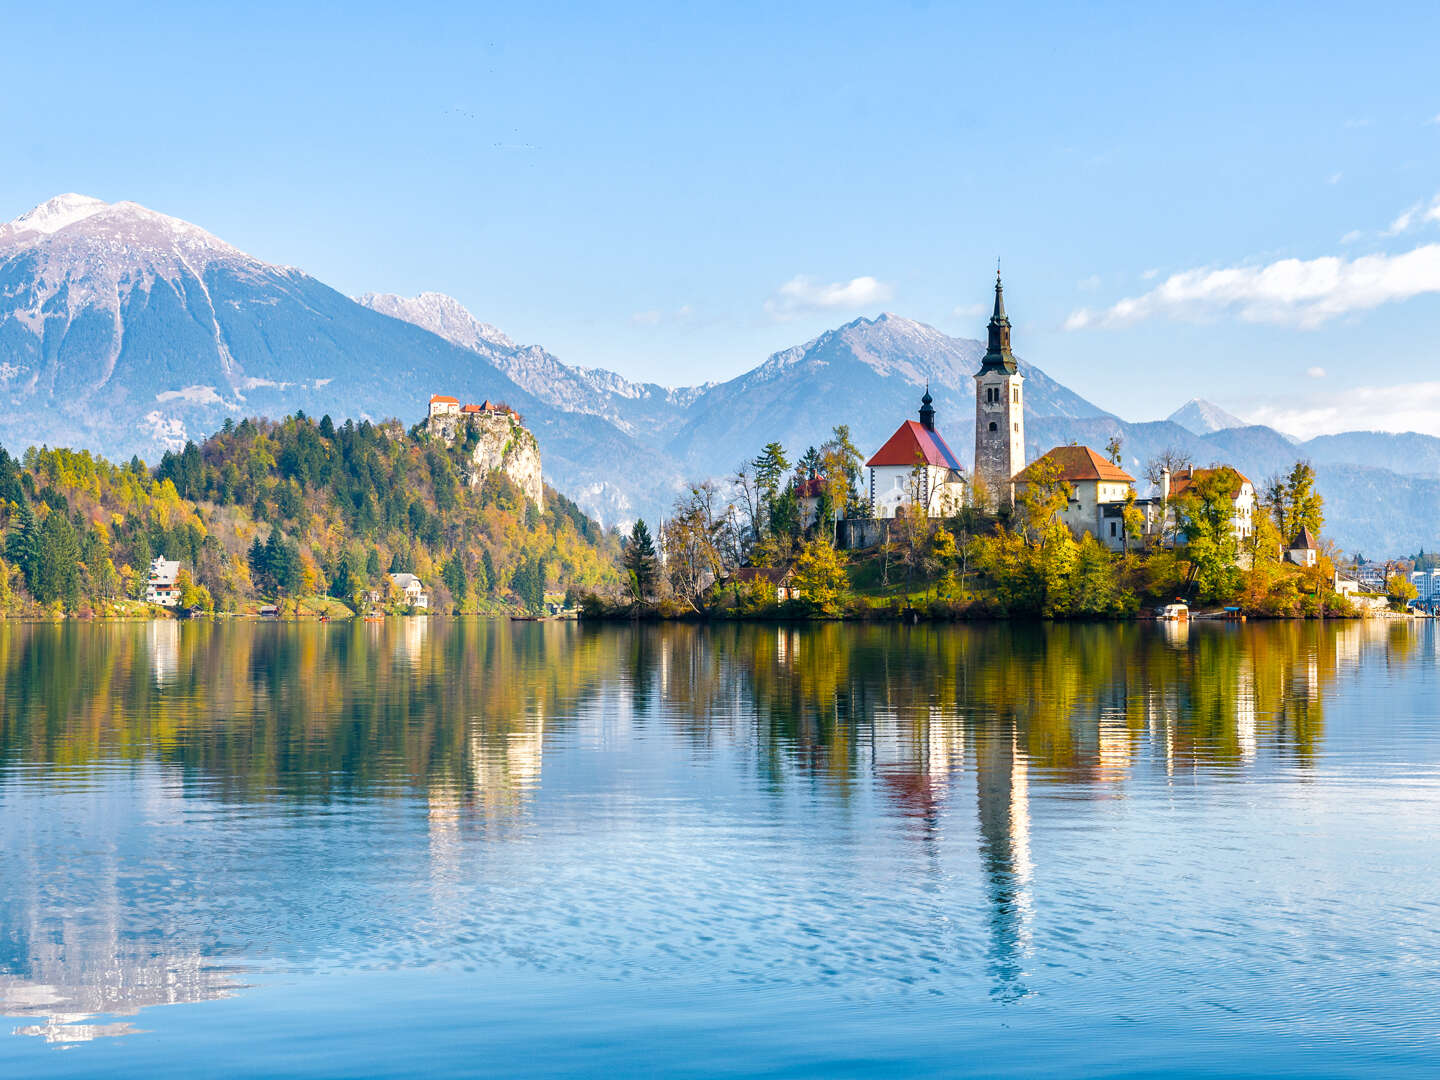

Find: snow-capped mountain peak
<box><xmin>356</xmin><ymin>291</ymin><xmax>516</xmax><ymax>351</ymax></box>
<box><xmin>1166</xmin><ymin>398</ymin><xmax>1246</xmax><ymax>435</ymax></box>
<box><xmin>2</xmin><ymin>193</ymin><xmax>109</xmax><ymax>240</ymax></box>
<box><xmin>0</xmin><ymin>193</ymin><xmax>246</xmax><ymax>262</ymax></box>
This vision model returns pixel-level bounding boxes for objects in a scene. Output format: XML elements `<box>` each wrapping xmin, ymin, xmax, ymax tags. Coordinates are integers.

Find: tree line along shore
<box><xmin>0</xmin><ymin>411</ymin><xmax>1418</xmax><ymax>625</ymax></box>
<box><xmin>0</xmin><ymin>412</ymin><xmax>619</xmax><ymax>619</ymax></box>
<box><xmin>582</xmin><ymin>428</ymin><xmax>1418</xmax><ymax>622</ymax></box>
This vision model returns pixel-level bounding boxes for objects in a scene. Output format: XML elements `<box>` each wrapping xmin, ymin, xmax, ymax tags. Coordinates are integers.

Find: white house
<box><xmin>1012</xmin><ymin>445</ymin><xmax>1137</xmax><ymax>552</ymax></box>
<box><xmin>1163</xmin><ymin>466</ymin><xmax>1258</xmax><ymax>543</ymax></box>
<box><xmin>1286</xmin><ymin>528</ymin><xmax>1320</xmax><ymax>567</ymax></box>
<box><xmin>388</xmin><ymin>572</ymin><xmax>429</xmax><ymax>609</ymax></box>
<box><xmin>427</xmin><ymin>394</ymin><xmax>461</xmax><ymax>420</ymax></box>
<box><xmin>146</xmin><ymin>556</ymin><xmax>182</xmax><ymax>607</ymax></box>
<box><xmin>866</xmin><ymin>390</ymin><xmax>967</xmax><ymax>518</ymax></box>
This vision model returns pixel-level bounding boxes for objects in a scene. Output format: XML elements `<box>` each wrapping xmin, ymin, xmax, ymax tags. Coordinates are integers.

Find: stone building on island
<box><xmin>972</xmin><ymin>270</ymin><xmax>1026</xmax><ymax>508</ymax></box>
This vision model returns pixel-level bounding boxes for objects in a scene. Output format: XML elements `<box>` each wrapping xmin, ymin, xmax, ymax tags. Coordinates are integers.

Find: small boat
<box><xmin>1158</xmin><ymin>602</ymin><xmax>1189</xmax><ymax>622</ymax></box>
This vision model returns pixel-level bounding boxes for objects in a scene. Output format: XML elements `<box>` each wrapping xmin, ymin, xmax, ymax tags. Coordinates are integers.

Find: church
<box><xmin>865</xmin><ymin>271</ymin><xmax>1026</xmax><ymax>517</ymax></box>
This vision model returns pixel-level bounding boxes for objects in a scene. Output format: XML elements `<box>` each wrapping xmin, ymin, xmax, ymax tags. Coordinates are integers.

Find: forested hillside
<box><xmin>0</xmin><ymin>414</ymin><xmax>620</xmax><ymax>616</ymax></box>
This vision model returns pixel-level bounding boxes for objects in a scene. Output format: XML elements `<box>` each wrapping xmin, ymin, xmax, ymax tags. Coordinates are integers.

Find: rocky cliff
<box><xmin>428</xmin><ymin>408</ymin><xmax>543</xmax><ymax>507</ymax></box>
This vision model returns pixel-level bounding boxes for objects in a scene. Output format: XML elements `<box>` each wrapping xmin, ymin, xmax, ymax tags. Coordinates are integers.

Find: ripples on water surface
<box><xmin>1</xmin><ymin>619</ymin><xmax>1438</xmax><ymax>1077</ymax></box>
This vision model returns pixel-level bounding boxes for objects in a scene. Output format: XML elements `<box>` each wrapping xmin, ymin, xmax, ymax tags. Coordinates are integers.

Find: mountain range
<box><xmin>1</xmin><ymin>193</ymin><xmax>1437</xmax><ymax>557</ymax></box>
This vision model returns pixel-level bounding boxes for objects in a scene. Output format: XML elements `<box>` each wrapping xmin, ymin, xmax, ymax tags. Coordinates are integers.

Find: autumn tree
<box><xmin>662</xmin><ymin>482</ymin><xmax>731</xmax><ymax>613</ymax></box>
<box><xmin>1174</xmin><ymin>466</ymin><xmax>1241</xmax><ymax>603</ymax></box>
<box><xmin>790</xmin><ymin>536</ymin><xmax>849</xmax><ymax>615</ymax></box>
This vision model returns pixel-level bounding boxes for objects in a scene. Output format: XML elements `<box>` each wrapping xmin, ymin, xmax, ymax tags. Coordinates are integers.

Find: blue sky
<box><xmin>5</xmin><ymin>1</ymin><xmax>1440</xmax><ymax>436</ymax></box>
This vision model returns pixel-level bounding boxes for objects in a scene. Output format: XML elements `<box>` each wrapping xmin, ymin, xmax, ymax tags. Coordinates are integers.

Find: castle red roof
<box><xmin>429</xmin><ymin>394</ymin><xmax>459</xmax><ymax>405</ymax></box>
<box><xmin>461</xmin><ymin>403</ymin><xmax>483</xmax><ymax>413</ymax></box>
<box><xmin>866</xmin><ymin>421</ymin><xmax>964</xmax><ymax>471</ymax></box>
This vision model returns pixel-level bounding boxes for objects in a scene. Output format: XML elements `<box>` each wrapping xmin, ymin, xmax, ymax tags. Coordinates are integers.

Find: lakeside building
<box><xmin>387</xmin><ymin>572</ymin><xmax>429</xmax><ymax>609</ymax></box>
<box><xmin>1286</xmin><ymin>528</ymin><xmax>1320</xmax><ymax>567</ymax></box>
<box><xmin>145</xmin><ymin>556</ymin><xmax>181</xmax><ymax>607</ymax></box>
<box><xmin>1411</xmin><ymin>569</ymin><xmax>1440</xmax><ymax>604</ymax></box>
<box><xmin>1163</xmin><ymin>467</ymin><xmax>1258</xmax><ymax>543</ymax></box>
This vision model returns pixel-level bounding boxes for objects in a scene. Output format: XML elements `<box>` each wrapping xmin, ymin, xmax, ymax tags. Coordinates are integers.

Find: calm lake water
<box><xmin>1</xmin><ymin>618</ymin><xmax>1438</xmax><ymax>1077</ymax></box>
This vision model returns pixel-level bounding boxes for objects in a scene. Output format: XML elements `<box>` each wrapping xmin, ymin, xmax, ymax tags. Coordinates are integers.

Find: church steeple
<box><xmin>978</xmin><ymin>268</ymin><xmax>1018</xmax><ymax>376</ymax></box>
<box><xmin>918</xmin><ymin>384</ymin><xmax>935</xmax><ymax>431</ymax></box>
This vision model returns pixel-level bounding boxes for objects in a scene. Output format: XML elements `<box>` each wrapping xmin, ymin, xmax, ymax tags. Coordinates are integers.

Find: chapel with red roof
<box><xmin>865</xmin><ymin>386</ymin><xmax>968</xmax><ymax>518</ymax></box>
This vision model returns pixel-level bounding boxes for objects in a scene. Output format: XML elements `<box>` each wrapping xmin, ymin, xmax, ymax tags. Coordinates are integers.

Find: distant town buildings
<box><xmin>145</xmin><ymin>556</ymin><xmax>181</xmax><ymax>606</ymax></box>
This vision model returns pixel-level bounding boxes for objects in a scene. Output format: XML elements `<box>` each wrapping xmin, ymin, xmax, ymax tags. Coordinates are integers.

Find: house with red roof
<box><xmin>866</xmin><ymin>389</ymin><xmax>967</xmax><ymax>518</ymax></box>
<box><xmin>428</xmin><ymin>394</ymin><xmax>461</xmax><ymax>420</ymax></box>
<box><xmin>1161</xmin><ymin>466</ymin><xmax>1258</xmax><ymax>544</ymax></box>
<box><xmin>1013</xmin><ymin>445</ymin><xmax>1139</xmax><ymax>551</ymax></box>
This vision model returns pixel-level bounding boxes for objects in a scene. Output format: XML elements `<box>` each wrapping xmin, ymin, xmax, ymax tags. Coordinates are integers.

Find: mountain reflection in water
<box><xmin>0</xmin><ymin>618</ymin><xmax>1435</xmax><ymax>1072</ymax></box>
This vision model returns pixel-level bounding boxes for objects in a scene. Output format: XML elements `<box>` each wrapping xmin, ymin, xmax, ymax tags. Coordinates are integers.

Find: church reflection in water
<box><xmin>0</xmin><ymin>617</ymin><xmax>1421</xmax><ymax>1036</ymax></box>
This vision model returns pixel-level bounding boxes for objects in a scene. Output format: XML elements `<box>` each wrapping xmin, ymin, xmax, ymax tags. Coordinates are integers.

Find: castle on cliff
<box><xmin>425</xmin><ymin>394</ymin><xmax>544</xmax><ymax>507</ymax></box>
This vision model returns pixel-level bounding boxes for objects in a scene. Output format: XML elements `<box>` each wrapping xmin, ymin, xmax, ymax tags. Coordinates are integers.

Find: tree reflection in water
<box><xmin>0</xmin><ymin>617</ymin><xmax>1421</xmax><ymax>1034</ymax></box>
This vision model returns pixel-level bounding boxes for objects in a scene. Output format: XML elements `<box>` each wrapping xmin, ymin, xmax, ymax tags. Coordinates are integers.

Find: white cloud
<box><xmin>1064</xmin><ymin>242</ymin><xmax>1440</xmax><ymax>331</ymax></box>
<box><xmin>1385</xmin><ymin>193</ymin><xmax>1440</xmax><ymax>235</ymax></box>
<box><xmin>1427</xmin><ymin>113</ymin><xmax>1440</xmax><ymax>126</ymax></box>
<box><xmin>1243</xmin><ymin>380</ymin><xmax>1440</xmax><ymax>440</ymax></box>
<box><xmin>765</xmin><ymin>275</ymin><xmax>892</xmax><ymax>319</ymax></box>
<box><xmin>1327</xmin><ymin>172</ymin><xmax>1343</xmax><ymax>185</ymax></box>
<box><xmin>1141</xmin><ymin>267</ymin><xmax>1160</xmax><ymax>280</ymax></box>
<box><xmin>1340</xmin><ymin>230</ymin><xmax>1363</xmax><ymax>244</ymax></box>
<box><xmin>1077</xmin><ymin>274</ymin><xmax>1101</xmax><ymax>291</ymax></box>
<box><xmin>630</xmin><ymin>310</ymin><xmax>662</xmax><ymax>326</ymax></box>
<box><xmin>1306</xmin><ymin>366</ymin><xmax>1326</xmax><ymax>378</ymax></box>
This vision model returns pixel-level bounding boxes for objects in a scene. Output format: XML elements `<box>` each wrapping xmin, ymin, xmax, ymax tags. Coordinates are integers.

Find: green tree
<box><xmin>1175</xmin><ymin>467</ymin><xmax>1242</xmax><ymax>603</ymax></box>
<box><xmin>443</xmin><ymin>552</ymin><xmax>468</xmax><ymax>608</ymax></box>
<box><xmin>32</xmin><ymin>511</ymin><xmax>81</xmax><ymax>609</ymax></box>
<box><xmin>623</xmin><ymin>519</ymin><xmax>660</xmax><ymax>602</ymax></box>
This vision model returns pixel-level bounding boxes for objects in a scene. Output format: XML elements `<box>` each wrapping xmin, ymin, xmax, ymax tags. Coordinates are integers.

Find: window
<box><xmin>1013</xmin><ymin>422</ymin><xmax>1019</xmax><ymax>432</ymax></box>
<box><xmin>988</xmin><ymin>422</ymin><xmax>997</xmax><ymax>432</ymax></box>
<box><xmin>1013</xmin><ymin>387</ymin><xmax>1020</xmax><ymax>404</ymax></box>
<box><xmin>1110</xmin><ymin>522</ymin><xmax>1118</xmax><ymax>537</ymax></box>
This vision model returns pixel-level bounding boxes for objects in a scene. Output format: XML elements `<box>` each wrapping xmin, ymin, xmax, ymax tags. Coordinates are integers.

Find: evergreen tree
<box><xmin>623</xmin><ymin>519</ymin><xmax>660</xmax><ymax>601</ymax></box>
<box><xmin>32</xmin><ymin>511</ymin><xmax>81</xmax><ymax>608</ymax></box>
<box><xmin>442</xmin><ymin>552</ymin><xmax>468</xmax><ymax>607</ymax></box>
<box><xmin>6</xmin><ymin>501</ymin><xmax>38</xmax><ymax>583</ymax></box>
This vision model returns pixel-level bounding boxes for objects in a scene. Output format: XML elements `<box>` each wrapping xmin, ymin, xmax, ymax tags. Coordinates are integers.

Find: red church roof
<box><xmin>866</xmin><ymin>421</ymin><xmax>964</xmax><ymax>471</ymax></box>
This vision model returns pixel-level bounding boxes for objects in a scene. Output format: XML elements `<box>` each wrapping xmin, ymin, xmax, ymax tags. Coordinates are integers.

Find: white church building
<box><xmin>865</xmin><ymin>387</ymin><xmax>968</xmax><ymax>518</ymax></box>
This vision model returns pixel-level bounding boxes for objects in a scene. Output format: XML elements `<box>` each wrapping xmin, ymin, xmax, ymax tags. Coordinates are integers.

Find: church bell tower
<box><xmin>973</xmin><ymin>269</ymin><xmax>1025</xmax><ymax>507</ymax></box>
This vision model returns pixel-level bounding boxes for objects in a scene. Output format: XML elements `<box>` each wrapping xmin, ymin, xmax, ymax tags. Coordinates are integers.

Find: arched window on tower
<box><xmin>989</xmin><ymin>422</ymin><xmax>997</xmax><ymax>432</ymax></box>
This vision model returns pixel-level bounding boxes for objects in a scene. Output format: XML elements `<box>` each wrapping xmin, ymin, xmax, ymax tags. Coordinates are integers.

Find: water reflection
<box><xmin>0</xmin><ymin>617</ymin><xmax>1431</xmax><ymax>1045</ymax></box>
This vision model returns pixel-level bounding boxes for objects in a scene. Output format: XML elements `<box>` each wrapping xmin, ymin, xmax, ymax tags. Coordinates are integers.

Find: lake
<box><xmin>1</xmin><ymin>618</ymin><xmax>1437</xmax><ymax>1077</ymax></box>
